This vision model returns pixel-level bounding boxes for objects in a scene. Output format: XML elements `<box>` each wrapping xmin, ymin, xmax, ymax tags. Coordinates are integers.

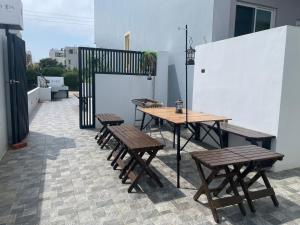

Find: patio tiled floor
<box><xmin>0</xmin><ymin>97</ymin><xmax>300</xmax><ymax>225</ymax></box>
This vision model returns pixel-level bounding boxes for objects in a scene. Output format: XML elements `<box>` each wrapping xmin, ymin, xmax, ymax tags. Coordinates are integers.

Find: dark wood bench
<box><xmin>107</xmin><ymin>125</ymin><xmax>164</xmax><ymax>192</ymax></box>
<box><xmin>200</xmin><ymin>122</ymin><xmax>275</xmax><ymax>149</ymax></box>
<box><xmin>95</xmin><ymin>114</ymin><xmax>124</xmax><ymax>148</ymax></box>
<box><xmin>191</xmin><ymin>145</ymin><xmax>284</xmax><ymax>223</ymax></box>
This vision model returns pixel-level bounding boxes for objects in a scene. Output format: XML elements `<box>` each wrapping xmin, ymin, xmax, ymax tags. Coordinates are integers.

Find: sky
<box><xmin>22</xmin><ymin>0</ymin><xmax>95</xmax><ymax>62</ymax></box>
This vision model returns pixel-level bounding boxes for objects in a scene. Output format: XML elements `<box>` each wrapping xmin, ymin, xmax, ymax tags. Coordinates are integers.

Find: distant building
<box><xmin>65</xmin><ymin>47</ymin><xmax>78</xmax><ymax>70</ymax></box>
<box><xmin>49</xmin><ymin>47</ymin><xmax>78</xmax><ymax>70</ymax></box>
<box><xmin>26</xmin><ymin>50</ymin><xmax>32</xmax><ymax>67</ymax></box>
<box><xmin>49</xmin><ymin>48</ymin><xmax>66</xmax><ymax>66</ymax></box>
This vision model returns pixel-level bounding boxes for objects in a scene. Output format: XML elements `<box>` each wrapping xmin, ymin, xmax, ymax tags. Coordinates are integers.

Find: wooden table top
<box><xmin>138</xmin><ymin>107</ymin><xmax>230</xmax><ymax>125</ymax></box>
<box><xmin>108</xmin><ymin>125</ymin><xmax>164</xmax><ymax>152</ymax></box>
<box><xmin>191</xmin><ymin>145</ymin><xmax>284</xmax><ymax>168</ymax></box>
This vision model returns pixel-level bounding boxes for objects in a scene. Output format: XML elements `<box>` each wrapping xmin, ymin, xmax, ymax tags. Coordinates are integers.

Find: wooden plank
<box><xmin>138</xmin><ymin>107</ymin><xmax>230</xmax><ymax>124</ymax></box>
<box><xmin>109</xmin><ymin>125</ymin><xmax>164</xmax><ymax>151</ymax></box>
<box><xmin>248</xmin><ymin>188</ymin><xmax>275</xmax><ymax>200</ymax></box>
<box><xmin>212</xmin><ymin>195</ymin><xmax>244</xmax><ymax>209</ymax></box>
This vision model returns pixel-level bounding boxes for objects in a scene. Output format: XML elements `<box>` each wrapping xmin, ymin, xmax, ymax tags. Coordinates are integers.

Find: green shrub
<box><xmin>63</xmin><ymin>70</ymin><xmax>79</xmax><ymax>91</ymax></box>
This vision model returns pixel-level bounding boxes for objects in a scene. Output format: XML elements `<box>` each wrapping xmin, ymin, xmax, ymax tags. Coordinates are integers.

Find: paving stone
<box><xmin>0</xmin><ymin>97</ymin><xmax>299</xmax><ymax>225</ymax></box>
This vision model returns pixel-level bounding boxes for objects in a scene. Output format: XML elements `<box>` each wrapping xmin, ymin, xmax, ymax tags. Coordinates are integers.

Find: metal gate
<box><xmin>78</xmin><ymin>47</ymin><xmax>156</xmax><ymax>129</ymax></box>
<box><xmin>7</xmin><ymin>33</ymin><xmax>29</xmax><ymax>144</ymax></box>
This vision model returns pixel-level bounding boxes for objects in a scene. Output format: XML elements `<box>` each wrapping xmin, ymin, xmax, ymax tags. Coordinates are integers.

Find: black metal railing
<box><xmin>78</xmin><ymin>47</ymin><xmax>157</xmax><ymax>128</ymax></box>
<box><xmin>79</xmin><ymin>47</ymin><xmax>156</xmax><ymax>76</ymax></box>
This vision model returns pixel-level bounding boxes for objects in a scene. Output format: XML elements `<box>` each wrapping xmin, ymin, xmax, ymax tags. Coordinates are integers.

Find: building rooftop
<box><xmin>0</xmin><ymin>97</ymin><xmax>299</xmax><ymax>225</ymax></box>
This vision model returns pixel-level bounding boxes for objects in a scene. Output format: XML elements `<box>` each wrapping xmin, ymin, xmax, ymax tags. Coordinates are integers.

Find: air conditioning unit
<box><xmin>0</xmin><ymin>0</ymin><xmax>23</xmax><ymax>30</ymax></box>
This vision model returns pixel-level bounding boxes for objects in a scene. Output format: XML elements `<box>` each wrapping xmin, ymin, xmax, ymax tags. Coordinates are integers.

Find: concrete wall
<box><xmin>275</xmin><ymin>26</ymin><xmax>300</xmax><ymax>171</ymax></box>
<box><xmin>95</xmin><ymin>52</ymin><xmax>168</xmax><ymax>125</ymax></box>
<box><xmin>0</xmin><ymin>30</ymin><xmax>8</xmax><ymax>159</ymax></box>
<box><xmin>193</xmin><ymin>26</ymin><xmax>287</xmax><ymax>135</ymax></box>
<box><xmin>27</xmin><ymin>87</ymin><xmax>40</xmax><ymax>117</ymax></box>
<box><xmin>94</xmin><ymin>0</ymin><xmax>215</xmax><ymax>108</ymax></box>
<box><xmin>193</xmin><ymin>26</ymin><xmax>300</xmax><ymax>171</ymax></box>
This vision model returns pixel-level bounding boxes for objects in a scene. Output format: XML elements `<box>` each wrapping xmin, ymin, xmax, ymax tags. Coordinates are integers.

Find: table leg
<box><xmin>194</xmin><ymin>123</ymin><xmax>200</xmax><ymax>141</ymax></box>
<box><xmin>233</xmin><ymin>165</ymin><xmax>256</xmax><ymax>213</ymax></box>
<box><xmin>261</xmin><ymin>170</ymin><xmax>279</xmax><ymax>207</ymax></box>
<box><xmin>173</xmin><ymin>125</ymin><xmax>176</xmax><ymax>148</ymax></box>
<box><xmin>216</xmin><ymin>121</ymin><xmax>223</xmax><ymax>148</ymax></box>
<box><xmin>140</xmin><ymin>112</ymin><xmax>146</xmax><ymax>130</ymax></box>
<box><xmin>224</xmin><ymin>166</ymin><xmax>246</xmax><ymax>216</ymax></box>
<box><xmin>176</xmin><ymin>125</ymin><xmax>181</xmax><ymax>188</ymax></box>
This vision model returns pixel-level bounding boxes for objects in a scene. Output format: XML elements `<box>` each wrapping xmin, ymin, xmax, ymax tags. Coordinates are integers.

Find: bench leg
<box><xmin>101</xmin><ymin>133</ymin><xmax>113</xmax><ymax>149</ymax></box>
<box><xmin>113</xmin><ymin>148</ymin><xmax>128</xmax><ymax>170</ymax></box>
<box><xmin>111</xmin><ymin>146</ymin><xmax>125</xmax><ymax>166</ymax></box>
<box><xmin>122</xmin><ymin>152</ymin><xmax>145</xmax><ymax>183</ymax></box>
<box><xmin>97</xmin><ymin>129</ymin><xmax>109</xmax><ymax>145</ymax></box>
<box><xmin>127</xmin><ymin>150</ymin><xmax>162</xmax><ymax>193</ymax></box>
<box><xmin>107</xmin><ymin>143</ymin><xmax>120</xmax><ymax>161</ymax></box>
<box><xmin>95</xmin><ymin>126</ymin><xmax>105</xmax><ymax>140</ymax></box>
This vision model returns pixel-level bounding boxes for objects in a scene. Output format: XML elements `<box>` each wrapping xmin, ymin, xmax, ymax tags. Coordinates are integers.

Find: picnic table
<box><xmin>191</xmin><ymin>145</ymin><xmax>284</xmax><ymax>223</ymax></box>
<box><xmin>107</xmin><ymin>125</ymin><xmax>165</xmax><ymax>192</ymax></box>
<box><xmin>138</xmin><ymin>107</ymin><xmax>230</xmax><ymax>188</ymax></box>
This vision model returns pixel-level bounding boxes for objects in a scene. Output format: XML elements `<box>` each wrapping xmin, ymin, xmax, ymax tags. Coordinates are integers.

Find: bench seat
<box><xmin>200</xmin><ymin>122</ymin><xmax>275</xmax><ymax>149</ymax></box>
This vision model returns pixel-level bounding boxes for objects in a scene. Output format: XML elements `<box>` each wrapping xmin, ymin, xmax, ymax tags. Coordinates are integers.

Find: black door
<box><xmin>7</xmin><ymin>33</ymin><xmax>29</xmax><ymax>144</ymax></box>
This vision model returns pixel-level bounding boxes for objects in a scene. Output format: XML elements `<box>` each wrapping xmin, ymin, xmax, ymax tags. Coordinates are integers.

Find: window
<box><xmin>234</xmin><ymin>3</ymin><xmax>275</xmax><ymax>37</ymax></box>
<box><xmin>124</xmin><ymin>32</ymin><xmax>130</xmax><ymax>50</ymax></box>
<box><xmin>69</xmin><ymin>49</ymin><xmax>73</xmax><ymax>54</ymax></box>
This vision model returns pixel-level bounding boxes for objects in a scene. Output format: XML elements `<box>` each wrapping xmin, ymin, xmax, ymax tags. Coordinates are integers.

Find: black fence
<box><xmin>7</xmin><ymin>33</ymin><xmax>29</xmax><ymax>144</ymax></box>
<box><xmin>78</xmin><ymin>47</ymin><xmax>157</xmax><ymax>128</ymax></box>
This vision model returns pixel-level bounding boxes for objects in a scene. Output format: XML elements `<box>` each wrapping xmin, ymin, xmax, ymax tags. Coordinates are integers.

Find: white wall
<box><xmin>94</xmin><ymin>0</ymin><xmax>215</xmax><ymax>108</ymax></box>
<box><xmin>275</xmin><ymin>26</ymin><xmax>300</xmax><ymax>171</ymax></box>
<box><xmin>27</xmin><ymin>87</ymin><xmax>40</xmax><ymax>117</ymax></box>
<box><xmin>193</xmin><ymin>27</ymin><xmax>287</xmax><ymax>136</ymax></box>
<box><xmin>95</xmin><ymin>52</ymin><xmax>168</xmax><ymax>125</ymax></box>
<box><xmin>0</xmin><ymin>30</ymin><xmax>8</xmax><ymax>159</ymax></box>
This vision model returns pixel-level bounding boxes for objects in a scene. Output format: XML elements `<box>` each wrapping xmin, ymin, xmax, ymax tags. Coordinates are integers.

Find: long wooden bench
<box><xmin>200</xmin><ymin>122</ymin><xmax>275</xmax><ymax>149</ymax></box>
<box><xmin>107</xmin><ymin>125</ymin><xmax>164</xmax><ymax>192</ymax></box>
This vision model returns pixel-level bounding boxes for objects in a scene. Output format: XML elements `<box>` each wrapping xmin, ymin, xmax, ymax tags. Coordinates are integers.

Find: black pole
<box><xmin>185</xmin><ymin>25</ymin><xmax>188</xmax><ymax>126</ymax></box>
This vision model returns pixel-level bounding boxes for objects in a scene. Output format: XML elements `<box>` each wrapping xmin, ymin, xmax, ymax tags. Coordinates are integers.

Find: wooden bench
<box><xmin>107</xmin><ymin>125</ymin><xmax>164</xmax><ymax>192</ymax></box>
<box><xmin>191</xmin><ymin>145</ymin><xmax>283</xmax><ymax>223</ymax></box>
<box><xmin>200</xmin><ymin>122</ymin><xmax>275</xmax><ymax>149</ymax></box>
<box><xmin>94</xmin><ymin>114</ymin><xmax>124</xmax><ymax>149</ymax></box>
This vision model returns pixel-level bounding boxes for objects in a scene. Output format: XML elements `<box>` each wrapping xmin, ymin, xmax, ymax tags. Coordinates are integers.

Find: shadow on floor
<box><xmin>0</xmin><ymin>131</ymin><xmax>77</xmax><ymax>224</ymax></box>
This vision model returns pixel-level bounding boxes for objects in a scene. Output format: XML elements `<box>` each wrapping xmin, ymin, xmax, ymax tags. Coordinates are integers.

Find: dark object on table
<box><xmin>131</xmin><ymin>98</ymin><xmax>163</xmax><ymax>108</ymax></box>
<box><xmin>175</xmin><ymin>99</ymin><xmax>183</xmax><ymax>114</ymax></box>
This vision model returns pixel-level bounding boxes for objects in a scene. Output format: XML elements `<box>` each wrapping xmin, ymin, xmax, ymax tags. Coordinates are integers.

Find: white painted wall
<box><xmin>95</xmin><ymin>52</ymin><xmax>168</xmax><ymax>125</ymax></box>
<box><xmin>39</xmin><ymin>87</ymin><xmax>51</xmax><ymax>102</ymax></box>
<box><xmin>275</xmin><ymin>26</ymin><xmax>300</xmax><ymax>171</ymax></box>
<box><xmin>94</xmin><ymin>0</ymin><xmax>215</xmax><ymax>107</ymax></box>
<box><xmin>193</xmin><ymin>27</ymin><xmax>287</xmax><ymax>135</ymax></box>
<box><xmin>193</xmin><ymin>26</ymin><xmax>300</xmax><ymax>171</ymax></box>
<box><xmin>0</xmin><ymin>30</ymin><xmax>8</xmax><ymax>159</ymax></box>
<box><xmin>27</xmin><ymin>87</ymin><xmax>40</xmax><ymax>117</ymax></box>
